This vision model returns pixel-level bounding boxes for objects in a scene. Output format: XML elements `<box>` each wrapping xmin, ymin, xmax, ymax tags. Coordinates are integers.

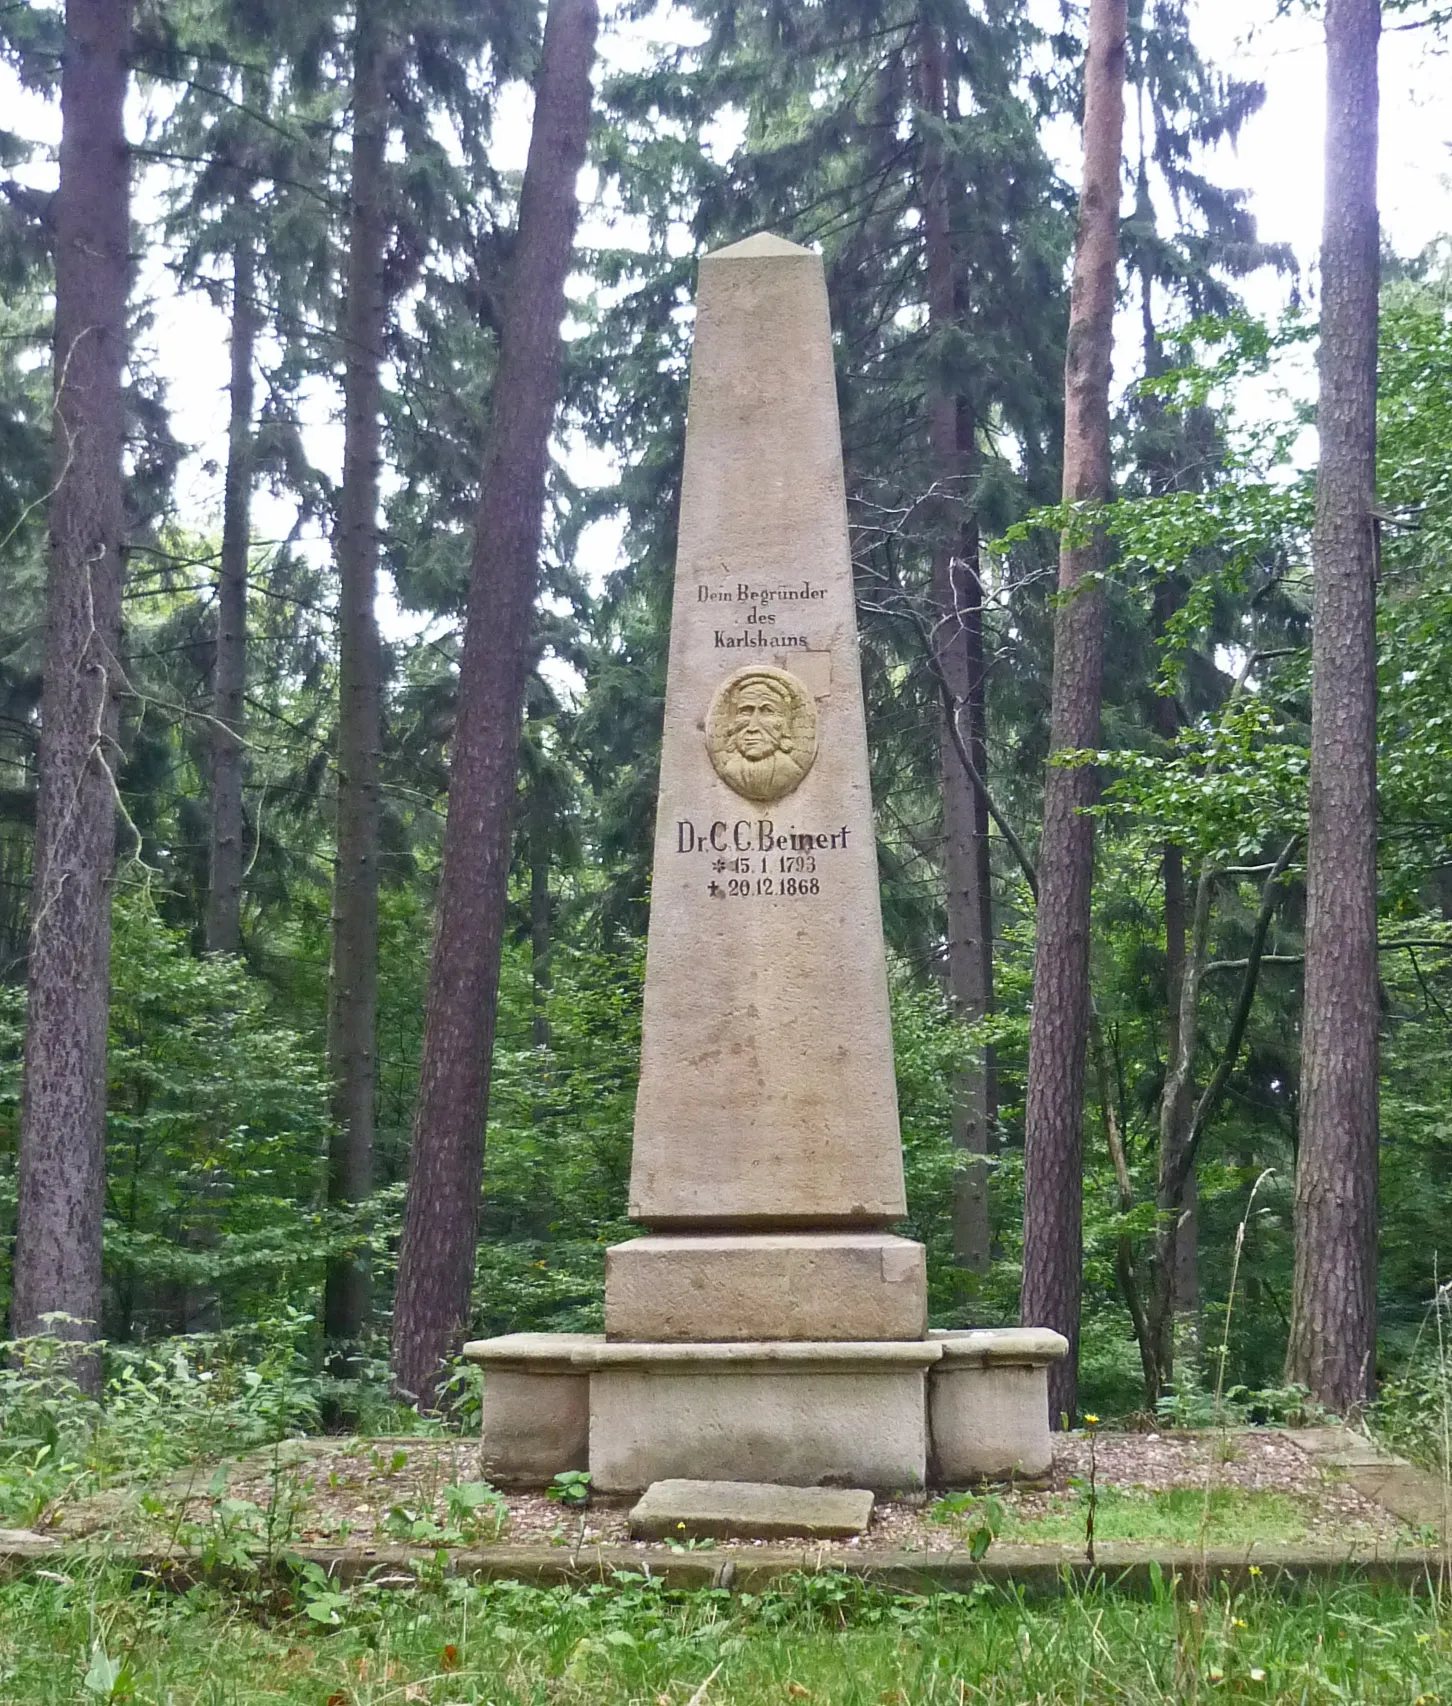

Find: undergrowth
<box><xmin>2</xmin><ymin>1565</ymin><xmax>1451</xmax><ymax>1704</ymax></box>
<box><xmin>0</xmin><ymin>1318</ymin><xmax>474</xmax><ymax>1531</ymax></box>
<box><xmin>931</xmin><ymin>1485</ymin><xmax>1318</xmax><ymax>1548</ymax></box>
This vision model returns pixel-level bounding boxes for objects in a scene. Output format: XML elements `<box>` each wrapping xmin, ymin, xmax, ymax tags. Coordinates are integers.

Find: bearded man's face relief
<box><xmin>706</xmin><ymin>665</ymin><xmax>819</xmax><ymax>803</ymax></box>
<box><xmin>728</xmin><ymin>684</ymin><xmax>791</xmax><ymax>760</ymax></box>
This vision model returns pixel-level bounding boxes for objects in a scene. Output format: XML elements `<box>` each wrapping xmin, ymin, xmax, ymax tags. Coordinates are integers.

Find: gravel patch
<box><xmin>42</xmin><ymin>1429</ymin><xmax>1409</xmax><ymax>1554</ymax></box>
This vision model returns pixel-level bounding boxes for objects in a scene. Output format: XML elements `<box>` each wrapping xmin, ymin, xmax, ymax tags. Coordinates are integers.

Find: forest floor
<box><xmin>32</xmin><ymin>1427</ymin><xmax>1425</xmax><ymax>1559</ymax></box>
<box><xmin>7</xmin><ymin>1429</ymin><xmax>1452</xmax><ymax>1704</ymax></box>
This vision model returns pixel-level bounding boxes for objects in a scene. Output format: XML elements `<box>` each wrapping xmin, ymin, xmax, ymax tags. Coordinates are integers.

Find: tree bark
<box><xmin>919</xmin><ymin>24</ymin><xmax>992</xmax><ymax>1274</ymax></box>
<box><xmin>324</xmin><ymin>0</ymin><xmax>388</xmax><ymax>1352</ymax></box>
<box><xmin>205</xmin><ymin>234</ymin><xmax>255</xmax><ymax>957</ymax></box>
<box><xmin>1145</xmin><ymin>859</ymin><xmax>1213</xmax><ymax>1399</ymax></box>
<box><xmin>1019</xmin><ymin>0</ymin><xmax>1126</xmax><ymax>1424</ymax></box>
<box><xmin>1144</xmin><ymin>839</ymin><xmax>1297</xmax><ymax>1396</ymax></box>
<box><xmin>390</xmin><ymin>0</ymin><xmax>598</xmax><ymax>1406</ymax></box>
<box><xmin>1151</xmin><ymin>575</ymin><xmax>1198</xmax><ymax>1332</ymax></box>
<box><xmin>11</xmin><ymin>0</ymin><xmax>131</xmax><ymax>1364</ymax></box>
<box><xmin>530</xmin><ymin>822</ymin><xmax>552</xmax><ymax>1050</ymax></box>
<box><xmin>1287</xmin><ymin>0</ymin><xmax>1381</xmax><ymax>1415</ymax></box>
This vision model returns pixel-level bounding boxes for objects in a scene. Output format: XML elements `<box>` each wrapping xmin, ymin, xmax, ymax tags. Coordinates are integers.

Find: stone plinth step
<box><xmin>605</xmin><ymin>1232</ymin><xmax>927</xmax><ymax>1343</ymax></box>
<box><xmin>629</xmin><ymin>1479</ymin><xmax>874</xmax><ymax>1542</ymax></box>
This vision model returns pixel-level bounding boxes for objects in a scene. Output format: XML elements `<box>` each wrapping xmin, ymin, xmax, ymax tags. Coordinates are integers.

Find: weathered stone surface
<box><xmin>463</xmin><ymin>1332</ymin><xmax>604</xmax><ymax>1368</ymax></box>
<box><xmin>463</xmin><ymin>1334</ymin><xmax>598</xmax><ymax>1485</ymax></box>
<box><xmin>1287</xmin><ymin>1426</ymin><xmax>1448</xmax><ymax>1534</ymax></box>
<box><xmin>583</xmin><ymin>1339</ymin><xmax>941</xmax><ymax>1369</ymax></box>
<box><xmin>0</xmin><ymin>1528</ymin><xmax>46</xmax><ymax>1547</ymax></box>
<box><xmin>462</xmin><ymin>1333</ymin><xmax>941</xmax><ymax>1371</ymax></box>
<box><xmin>588</xmin><ymin>1338</ymin><xmax>935</xmax><ymax>1492</ymax></box>
<box><xmin>929</xmin><ymin>1339</ymin><xmax>1062</xmax><ymax>1485</ymax></box>
<box><xmin>629</xmin><ymin>233</ymin><xmax>904</xmax><ymax>1229</ymax></box>
<box><xmin>930</xmin><ymin>1327</ymin><xmax>1069</xmax><ymax>1366</ymax></box>
<box><xmin>629</xmin><ymin>1478</ymin><xmax>874</xmax><ymax>1541</ymax></box>
<box><xmin>605</xmin><ymin>1232</ymin><xmax>927</xmax><ymax>1342</ymax></box>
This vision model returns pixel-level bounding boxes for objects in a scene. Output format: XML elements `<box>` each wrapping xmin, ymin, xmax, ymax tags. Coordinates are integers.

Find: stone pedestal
<box><xmin>604</xmin><ymin>1232</ymin><xmax>927</xmax><ymax>1342</ymax></box>
<box><xmin>588</xmin><ymin>1339</ymin><xmax>938</xmax><ymax>1492</ymax></box>
<box><xmin>927</xmin><ymin>1329</ymin><xmax>1066</xmax><ymax>1484</ymax></box>
<box><xmin>474</xmin><ymin>1333</ymin><xmax>593</xmax><ymax>1486</ymax></box>
<box><xmin>464</xmin><ymin>1327</ymin><xmax>1068</xmax><ymax>1492</ymax></box>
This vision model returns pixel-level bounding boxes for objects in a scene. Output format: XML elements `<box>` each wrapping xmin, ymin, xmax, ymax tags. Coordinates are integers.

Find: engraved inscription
<box><xmin>699</xmin><ymin>578</ymin><xmax>824</xmax><ymax>648</ymax></box>
<box><xmin>675</xmin><ymin>817</ymin><xmax>848</xmax><ymax>902</ymax></box>
<box><xmin>705</xmin><ymin>666</ymin><xmax>818</xmax><ymax>803</ymax></box>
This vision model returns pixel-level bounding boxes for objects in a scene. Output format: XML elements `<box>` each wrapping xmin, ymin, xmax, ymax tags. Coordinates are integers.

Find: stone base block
<box><xmin>465</xmin><ymin>1333</ymin><xmax>596</xmax><ymax>1486</ymax></box>
<box><xmin>927</xmin><ymin>1329</ymin><xmax>1068</xmax><ymax>1484</ymax></box>
<box><xmin>466</xmin><ymin>1328</ymin><xmax>1066</xmax><ymax>1492</ymax></box>
<box><xmin>588</xmin><ymin>1340</ymin><xmax>938</xmax><ymax>1493</ymax></box>
<box><xmin>605</xmin><ymin>1232</ymin><xmax>927</xmax><ymax>1342</ymax></box>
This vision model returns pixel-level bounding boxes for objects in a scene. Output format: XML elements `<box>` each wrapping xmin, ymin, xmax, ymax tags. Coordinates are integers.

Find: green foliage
<box><xmin>382</xmin><ymin>1478</ymin><xmax>509</xmax><ymax>1547</ymax></box>
<box><xmin>1</xmin><ymin>898</ymin><xmax>337</xmax><ymax>1333</ymax></box>
<box><xmin>930</xmin><ymin>1491</ymin><xmax>1004</xmax><ymax>1559</ymax></box>
<box><xmin>1154</xmin><ymin>1377</ymin><xmax>1324</xmax><ymax>1431</ymax></box>
<box><xmin>102</xmin><ymin>899</ymin><xmax>334</xmax><ymax>1332</ymax></box>
<box><xmin>0</xmin><ymin>1313</ymin><xmax>331</xmax><ymax>1528</ymax></box>
<box><xmin>5</xmin><ymin>1568</ymin><xmax>1452</xmax><ymax>1703</ymax></box>
<box><xmin>1373</xmin><ymin>1278</ymin><xmax>1452</xmax><ymax>1473</ymax></box>
<box><xmin>547</xmin><ymin>1469</ymin><xmax>592</xmax><ymax>1508</ymax></box>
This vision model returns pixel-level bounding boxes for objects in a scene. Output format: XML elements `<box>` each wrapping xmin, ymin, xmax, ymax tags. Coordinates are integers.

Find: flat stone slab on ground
<box><xmin>1288</xmin><ymin>1426</ymin><xmax>1449</xmax><ymax>1534</ymax></box>
<box><xmin>630</xmin><ymin>1479</ymin><xmax>874</xmax><ymax>1541</ymax></box>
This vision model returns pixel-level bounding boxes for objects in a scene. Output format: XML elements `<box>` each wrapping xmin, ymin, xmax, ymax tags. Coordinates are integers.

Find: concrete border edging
<box><xmin>4</xmin><ymin>1537</ymin><xmax>1451</xmax><ymax>1597</ymax></box>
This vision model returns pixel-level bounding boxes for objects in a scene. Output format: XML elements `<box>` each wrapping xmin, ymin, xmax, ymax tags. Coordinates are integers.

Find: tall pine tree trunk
<box><xmin>324</xmin><ymin>0</ymin><xmax>388</xmax><ymax>1350</ymax></box>
<box><xmin>530</xmin><ymin>822</ymin><xmax>552</xmax><ymax>1050</ymax></box>
<box><xmin>391</xmin><ymin>0</ymin><xmax>599</xmax><ymax>1405</ymax></box>
<box><xmin>1287</xmin><ymin>0</ymin><xmax>1381</xmax><ymax>1414</ymax></box>
<box><xmin>11</xmin><ymin>0</ymin><xmax>131</xmax><ymax>1361</ymax></box>
<box><xmin>1020</xmin><ymin>0</ymin><xmax>1126</xmax><ymax>1423</ymax></box>
<box><xmin>206</xmin><ymin>234</ymin><xmax>255</xmax><ymax>956</ymax></box>
<box><xmin>919</xmin><ymin>23</ymin><xmax>992</xmax><ymax>1274</ymax></box>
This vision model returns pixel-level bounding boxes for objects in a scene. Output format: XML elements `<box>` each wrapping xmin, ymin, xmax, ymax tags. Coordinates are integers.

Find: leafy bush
<box><xmin>0</xmin><ymin>897</ymin><xmax>336</xmax><ymax>1337</ymax></box>
<box><xmin>0</xmin><ymin>1312</ymin><xmax>400</xmax><ymax>1529</ymax></box>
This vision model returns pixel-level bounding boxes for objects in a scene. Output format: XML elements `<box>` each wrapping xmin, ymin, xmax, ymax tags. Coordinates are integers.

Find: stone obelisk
<box><xmin>465</xmin><ymin>236</ymin><xmax>1065</xmax><ymax>1496</ymax></box>
<box><xmin>605</xmin><ymin>233</ymin><xmax>927</xmax><ymax>1346</ymax></box>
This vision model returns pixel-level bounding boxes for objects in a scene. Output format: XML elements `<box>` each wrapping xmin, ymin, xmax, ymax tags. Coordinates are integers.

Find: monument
<box><xmin>465</xmin><ymin>234</ymin><xmax>1064</xmax><ymax>1495</ymax></box>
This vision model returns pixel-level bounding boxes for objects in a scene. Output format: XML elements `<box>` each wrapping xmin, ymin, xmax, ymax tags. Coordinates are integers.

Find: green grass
<box><xmin>934</xmin><ymin>1486</ymin><xmax>1320</xmax><ymax>1548</ymax></box>
<box><xmin>3</xmin><ymin>1567</ymin><xmax>1452</xmax><ymax>1704</ymax></box>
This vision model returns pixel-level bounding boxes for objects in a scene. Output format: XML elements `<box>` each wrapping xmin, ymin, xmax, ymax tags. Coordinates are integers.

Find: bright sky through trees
<box><xmin>3</xmin><ymin>0</ymin><xmax>1447</xmax><ymax>602</ymax></box>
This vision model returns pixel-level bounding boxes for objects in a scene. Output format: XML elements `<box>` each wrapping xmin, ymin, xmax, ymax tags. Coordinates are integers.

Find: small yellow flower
<box><xmin>1248</xmin><ymin>1565</ymin><xmax>1262</xmax><ymax>1577</ymax></box>
<box><xmin>1084</xmin><ymin>1413</ymin><xmax>1100</xmax><ymax>1426</ymax></box>
<box><xmin>1233</xmin><ymin>1618</ymin><xmax>1248</xmax><ymax>1630</ymax></box>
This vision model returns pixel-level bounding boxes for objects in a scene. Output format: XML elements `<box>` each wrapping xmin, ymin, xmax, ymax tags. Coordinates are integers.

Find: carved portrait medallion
<box><xmin>705</xmin><ymin>665</ymin><xmax>818</xmax><ymax>803</ymax></box>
